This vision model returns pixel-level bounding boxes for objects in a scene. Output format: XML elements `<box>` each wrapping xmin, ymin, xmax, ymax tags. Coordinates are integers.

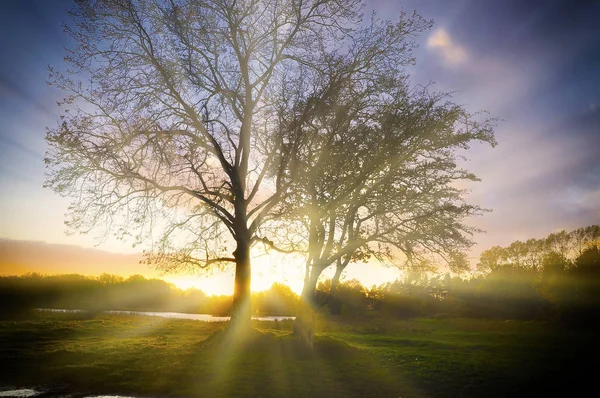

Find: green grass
<box><xmin>0</xmin><ymin>311</ymin><xmax>594</xmax><ymax>397</ymax></box>
<box><xmin>320</xmin><ymin>317</ymin><xmax>592</xmax><ymax>397</ymax></box>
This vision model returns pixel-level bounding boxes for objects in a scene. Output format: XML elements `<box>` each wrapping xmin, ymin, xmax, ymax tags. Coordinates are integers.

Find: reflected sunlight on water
<box><xmin>0</xmin><ymin>388</ymin><xmax>140</xmax><ymax>398</ymax></box>
<box><xmin>36</xmin><ymin>308</ymin><xmax>295</xmax><ymax>322</ymax></box>
<box><xmin>0</xmin><ymin>390</ymin><xmax>39</xmax><ymax>397</ymax></box>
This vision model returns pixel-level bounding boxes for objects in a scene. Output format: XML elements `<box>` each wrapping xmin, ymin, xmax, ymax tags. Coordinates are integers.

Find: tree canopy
<box><xmin>45</xmin><ymin>0</ymin><xmax>364</xmax><ymax>323</ymax></box>
<box><xmin>45</xmin><ymin>0</ymin><xmax>496</xmax><ymax>324</ymax></box>
<box><xmin>269</xmin><ymin>22</ymin><xmax>496</xmax><ymax>304</ymax></box>
<box><xmin>477</xmin><ymin>225</ymin><xmax>600</xmax><ymax>273</ymax></box>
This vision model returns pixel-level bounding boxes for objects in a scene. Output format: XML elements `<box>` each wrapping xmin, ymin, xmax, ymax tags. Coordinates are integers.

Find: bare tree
<box><xmin>477</xmin><ymin>225</ymin><xmax>600</xmax><ymax>274</ymax></box>
<box><xmin>271</xmin><ymin>13</ymin><xmax>497</xmax><ymax>317</ymax></box>
<box><xmin>44</xmin><ymin>0</ymin><xmax>362</xmax><ymax>326</ymax></box>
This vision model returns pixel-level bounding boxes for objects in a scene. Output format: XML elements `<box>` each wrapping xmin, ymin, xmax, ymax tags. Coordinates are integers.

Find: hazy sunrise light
<box><xmin>1</xmin><ymin>0</ymin><xmax>598</xmax><ymax>287</ymax></box>
<box><xmin>0</xmin><ymin>1</ymin><xmax>599</xmax><ymax>396</ymax></box>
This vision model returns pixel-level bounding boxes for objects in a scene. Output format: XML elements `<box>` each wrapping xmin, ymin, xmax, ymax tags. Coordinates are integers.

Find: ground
<box><xmin>0</xmin><ymin>311</ymin><xmax>595</xmax><ymax>397</ymax></box>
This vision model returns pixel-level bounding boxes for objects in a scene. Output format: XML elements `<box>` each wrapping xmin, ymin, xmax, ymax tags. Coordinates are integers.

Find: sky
<box><xmin>0</xmin><ymin>0</ymin><xmax>599</xmax><ymax>293</ymax></box>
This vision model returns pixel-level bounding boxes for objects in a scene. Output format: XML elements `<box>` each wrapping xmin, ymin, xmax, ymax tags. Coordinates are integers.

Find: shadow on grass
<box><xmin>3</xmin><ymin>314</ymin><xmax>596</xmax><ymax>398</ymax></box>
<box><xmin>0</xmin><ymin>315</ymin><xmax>423</xmax><ymax>398</ymax></box>
<box><xmin>171</xmin><ymin>328</ymin><xmax>423</xmax><ymax>398</ymax></box>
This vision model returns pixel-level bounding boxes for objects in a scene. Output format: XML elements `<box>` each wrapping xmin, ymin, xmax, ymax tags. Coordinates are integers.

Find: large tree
<box><xmin>271</xmin><ymin>17</ymin><xmax>496</xmax><ymax>315</ymax></box>
<box><xmin>44</xmin><ymin>0</ymin><xmax>362</xmax><ymax>326</ymax></box>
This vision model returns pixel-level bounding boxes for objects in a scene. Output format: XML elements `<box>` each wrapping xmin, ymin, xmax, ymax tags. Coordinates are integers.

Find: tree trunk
<box><xmin>229</xmin><ymin>166</ymin><xmax>252</xmax><ymax>330</ymax></box>
<box><xmin>293</xmin><ymin>263</ymin><xmax>324</xmax><ymax>345</ymax></box>
<box><xmin>330</xmin><ymin>264</ymin><xmax>343</xmax><ymax>297</ymax></box>
<box><xmin>327</xmin><ymin>265</ymin><xmax>344</xmax><ymax>315</ymax></box>
<box><xmin>301</xmin><ymin>264</ymin><xmax>323</xmax><ymax>307</ymax></box>
<box><xmin>230</xmin><ymin>236</ymin><xmax>252</xmax><ymax>330</ymax></box>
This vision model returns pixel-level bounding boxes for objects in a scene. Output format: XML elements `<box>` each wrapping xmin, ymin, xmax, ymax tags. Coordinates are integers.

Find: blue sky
<box><xmin>0</xmin><ymin>0</ymin><xmax>599</xmax><ymax>264</ymax></box>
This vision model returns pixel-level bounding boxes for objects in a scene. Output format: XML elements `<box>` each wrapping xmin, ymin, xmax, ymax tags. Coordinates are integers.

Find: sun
<box><xmin>164</xmin><ymin>272</ymin><xmax>235</xmax><ymax>295</ymax></box>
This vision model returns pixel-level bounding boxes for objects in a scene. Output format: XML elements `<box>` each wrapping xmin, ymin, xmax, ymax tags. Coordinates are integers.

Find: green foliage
<box><xmin>563</xmin><ymin>246</ymin><xmax>600</xmax><ymax>323</ymax></box>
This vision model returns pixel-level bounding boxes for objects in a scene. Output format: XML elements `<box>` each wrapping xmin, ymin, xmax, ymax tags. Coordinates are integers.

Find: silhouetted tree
<box><xmin>254</xmin><ymin>282</ymin><xmax>298</xmax><ymax>316</ymax></box>
<box><xmin>538</xmin><ymin>251</ymin><xmax>570</xmax><ymax>311</ymax></box>
<box><xmin>569</xmin><ymin>246</ymin><xmax>600</xmax><ymax>322</ymax></box>
<box><xmin>477</xmin><ymin>245</ymin><xmax>505</xmax><ymax>273</ymax></box>
<box><xmin>365</xmin><ymin>284</ymin><xmax>384</xmax><ymax>311</ymax></box>
<box><xmin>274</xmin><ymin>20</ymin><xmax>496</xmax><ymax>312</ymax></box>
<box><xmin>45</xmin><ymin>0</ymin><xmax>364</xmax><ymax>326</ymax></box>
<box><xmin>477</xmin><ymin>225</ymin><xmax>600</xmax><ymax>275</ymax></box>
<box><xmin>0</xmin><ymin>273</ymin><xmax>304</xmax><ymax>317</ymax></box>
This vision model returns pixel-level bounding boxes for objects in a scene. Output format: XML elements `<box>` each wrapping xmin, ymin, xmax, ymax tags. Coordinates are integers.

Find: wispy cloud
<box><xmin>427</xmin><ymin>28</ymin><xmax>468</xmax><ymax>65</ymax></box>
<box><xmin>570</xmin><ymin>187</ymin><xmax>600</xmax><ymax>213</ymax></box>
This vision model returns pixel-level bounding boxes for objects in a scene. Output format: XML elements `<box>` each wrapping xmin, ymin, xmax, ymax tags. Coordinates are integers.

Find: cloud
<box><xmin>427</xmin><ymin>28</ymin><xmax>468</xmax><ymax>65</ymax></box>
<box><xmin>570</xmin><ymin>188</ymin><xmax>600</xmax><ymax>212</ymax></box>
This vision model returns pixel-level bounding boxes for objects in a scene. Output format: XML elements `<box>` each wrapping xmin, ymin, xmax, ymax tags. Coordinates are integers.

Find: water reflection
<box><xmin>36</xmin><ymin>308</ymin><xmax>295</xmax><ymax>322</ymax></box>
<box><xmin>0</xmin><ymin>390</ymin><xmax>39</xmax><ymax>397</ymax></box>
<box><xmin>0</xmin><ymin>391</ymin><xmax>137</xmax><ymax>398</ymax></box>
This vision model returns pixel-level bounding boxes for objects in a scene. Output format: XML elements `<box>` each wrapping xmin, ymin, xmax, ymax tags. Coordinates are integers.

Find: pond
<box><xmin>0</xmin><ymin>390</ymin><xmax>39</xmax><ymax>397</ymax></box>
<box><xmin>36</xmin><ymin>308</ymin><xmax>295</xmax><ymax>322</ymax></box>
<box><xmin>0</xmin><ymin>390</ymin><xmax>135</xmax><ymax>398</ymax></box>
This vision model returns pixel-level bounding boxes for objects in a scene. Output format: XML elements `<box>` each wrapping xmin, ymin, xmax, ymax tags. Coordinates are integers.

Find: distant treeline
<box><xmin>320</xmin><ymin>225</ymin><xmax>600</xmax><ymax>324</ymax></box>
<box><xmin>2</xmin><ymin>226</ymin><xmax>598</xmax><ymax>323</ymax></box>
<box><xmin>0</xmin><ymin>274</ymin><xmax>298</xmax><ymax>317</ymax></box>
<box><xmin>320</xmin><ymin>246</ymin><xmax>599</xmax><ymax>323</ymax></box>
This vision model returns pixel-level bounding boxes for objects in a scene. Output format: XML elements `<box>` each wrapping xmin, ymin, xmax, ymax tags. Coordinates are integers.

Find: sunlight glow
<box><xmin>165</xmin><ymin>273</ymin><xmax>234</xmax><ymax>296</ymax></box>
<box><xmin>163</xmin><ymin>249</ymin><xmax>307</xmax><ymax>295</ymax></box>
<box><xmin>164</xmin><ymin>253</ymin><xmax>403</xmax><ymax>295</ymax></box>
<box><xmin>427</xmin><ymin>28</ymin><xmax>468</xmax><ymax>65</ymax></box>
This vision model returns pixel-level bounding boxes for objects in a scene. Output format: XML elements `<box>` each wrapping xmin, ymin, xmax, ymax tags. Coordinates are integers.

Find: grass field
<box><xmin>0</xmin><ymin>311</ymin><xmax>595</xmax><ymax>397</ymax></box>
